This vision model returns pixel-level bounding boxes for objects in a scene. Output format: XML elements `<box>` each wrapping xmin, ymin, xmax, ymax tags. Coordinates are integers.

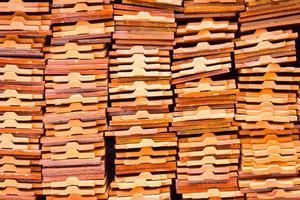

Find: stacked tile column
<box><xmin>172</xmin><ymin>1</ymin><xmax>245</xmax><ymax>199</ymax></box>
<box><xmin>0</xmin><ymin>0</ymin><xmax>50</xmax><ymax>199</ymax></box>
<box><xmin>236</xmin><ymin>0</ymin><xmax>300</xmax><ymax>199</ymax></box>
<box><xmin>106</xmin><ymin>1</ymin><xmax>181</xmax><ymax>199</ymax></box>
<box><xmin>41</xmin><ymin>1</ymin><xmax>113</xmax><ymax>199</ymax></box>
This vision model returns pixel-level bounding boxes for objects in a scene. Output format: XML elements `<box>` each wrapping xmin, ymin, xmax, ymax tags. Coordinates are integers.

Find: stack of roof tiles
<box><xmin>106</xmin><ymin>0</ymin><xmax>182</xmax><ymax>199</ymax></box>
<box><xmin>172</xmin><ymin>0</ymin><xmax>245</xmax><ymax>199</ymax></box>
<box><xmin>2</xmin><ymin>0</ymin><xmax>300</xmax><ymax>199</ymax></box>
<box><xmin>239</xmin><ymin>0</ymin><xmax>300</xmax><ymax>33</ymax></box>
<box><xmin>236</xmin><ymin>0</ymin><xmax>300</xmax><ymax>199</ymax></box>
<box><xmin>0</xmin><ymin>0</ymin><xmax>50</xmax><ymax>199</ymax></box>
<box><xmin>41</xmin><ymin>0</ymin><xmax>113</xmax><ymax>199</ymax></box>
